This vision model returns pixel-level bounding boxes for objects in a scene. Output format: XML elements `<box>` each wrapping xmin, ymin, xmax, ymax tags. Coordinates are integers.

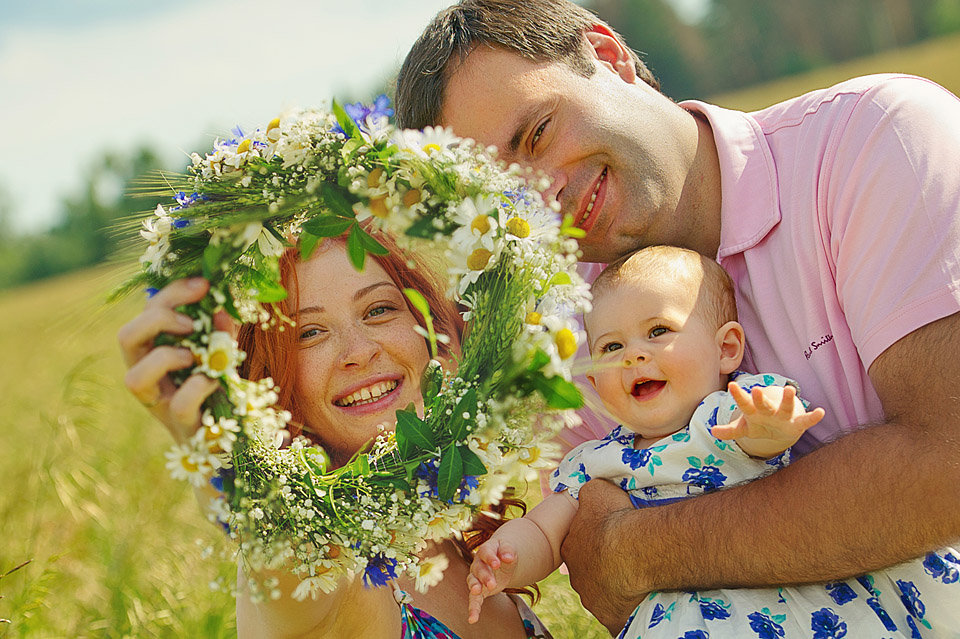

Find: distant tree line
<box><xmin>591</xmin><ymin>0</ymin><xmax>960</xmax><ymax>98</ymax></box>
<box><xmin>0</xmin><ymin>148</ymin><xmax>167</xmax><ymax>290</ymax></box>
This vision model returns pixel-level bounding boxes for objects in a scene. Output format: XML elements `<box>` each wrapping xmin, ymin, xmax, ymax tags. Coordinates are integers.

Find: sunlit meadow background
<box><xmin>3</xmin><ymin>23</ymin><xmax>960</xmax><ymax>639</ymax></box>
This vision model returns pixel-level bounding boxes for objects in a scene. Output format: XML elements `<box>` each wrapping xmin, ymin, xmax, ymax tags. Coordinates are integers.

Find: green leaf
<box><xmin>437</xmin><ymin>445</ymin><xmax>464</xmax><ymax>502</ymax></box>
<box><xmin>395</xmin><ymin>408</ymin><xmax>436</xmax><ymax>456</ymax></box>
<box><xmin>459</xmin><ymin>445</ymin><xmax>487</xmax><ymax>476</ymax></box>
<box><xmin>359</xmin><ymin>229</ymin><xmax>390</xmax><ymax>255</ymax></box>
<box><xmin>447</xmin><ymin>387</ymin><xmax>478</xmax><ymax>442</ymax></box>
<box><xmin>346</xmin><ymin>224</ymin><xmax>366</xmax><ymax>271</ymax></box>
<box><xmin>302</xmin><ymin>214</ymin><xmax>354</xmax><ymax>238</ymax></box>
<box><xmin>202</xmin><ymin>242</ymin><xmax>228</xmax><ymax>280</ymax></box>
<box><xmin>527</xmin><ymin>349</ymin><xmax>551</xmax><ymax>372</ymax></box>
<box><xmin>404</xmin><ymin>288</ymin><xmax>430</xmax><ymax>317</ymax></box>
<box><xmin>332</xmin><ymin>98</ymin><xmax>363</xmax><ymax>141</ymax></box>
<box><xmin>299</xmin><ymin>231</ymin><xmax>322</xmax><ymax>260</ymax></box>
<box><xmin>420</xmin><ymin>361</ymin><xmax>443</xmax><ymax>403</ymax></box>
<box><xmin>244</xmin><ymin>267</ymin><xmax>288</xmax><ymax>303</ymax></box>
<box><xmin>530</xmin><ymin>374</ymin><xmax>583</xmax><ymax>409</ymax></box>
<box><xmin>319</xmin><ymin>182</ymin><xmax>357</xmax><ymax>218</ymax></box>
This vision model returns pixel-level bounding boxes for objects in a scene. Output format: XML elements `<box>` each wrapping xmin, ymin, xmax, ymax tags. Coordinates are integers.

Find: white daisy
<box><xmin>414</xmin><ymin>553</ymin><xmax>450</xmax><ymax>593</ymax></box>
<box><xmin>192</xmin><ymin>331</ymin><xmax>245</xmax><ymax>378</ymax></box>
<box><xmin>165</xmin><ymin>443</ymin><xmax>216</xmax><ymax>488</ymax></box>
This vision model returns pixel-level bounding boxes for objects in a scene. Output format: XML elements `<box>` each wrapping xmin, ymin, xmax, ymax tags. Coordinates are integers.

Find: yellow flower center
<box><xmin>180</xmin><ymin>456</ymin><xmax>199</xmax><ymax>473</ymax></box>
<box><xmin>367</xmin><ymin>167</ymin><xmax>384</xmax><ymax>188</ymax></box>
<box><xmin>209</xmin><ymin>349</ymin><xmax>230</xmax><ymax>372</ymax></box>
<box><xmin>422</xmin><ymin>143</ymin><xmax>442</xmax><ymax>155</ymax></box>
<box><xmin>525</xmin><ymin>311</ymin><xmax>542</xmax><ymax>325</ymax></box>
<box><xmin>555</xmin><ymin>328</ymin><xmax>577</xmax><ymax>359</ymax></box>
<box><xmin>521</xmin><ymin>446</ymin><xmax>541</xmax><ymax>464</ymax></box>
<box><xmin>267</xmin><ymin>117</ymin><xmax>281</xmax><ymax>131</ymax></box>
<box><xmin>204</xmin><ymin>424</ymin><xmax>222</xmax><ymax>441</ymax></box>
<box><xmin>470</xmin><ymin>214</ymin><xmax>491</xmax><ymax>235</ymax></box>
<box><xmin>369</xmin><ymin>196</ymin><xmax>389</xmax><ymax>218</ymax></box>
<box><xmin>467</xmin><ymin>248</ymin><xmax>493</xmax><ymax>271</ymax></box>
<box><xmin>402</xmin><ymin>188</ymin><xmax>422</xmax><ymax>207</ymax></box>
<box><xmin>236</xmin><ymin>139</ymin><xmax>251</xmax><ymax>154</ymax></box>
<box><xmin>327</xmin><ymin>545</ymin><xmax>341</xmax><ymax>559</ymax></box>
<box><xmin>505</xmin><ymin>217</ymin><xmax>530</xmax><ymax>238</ymax></box>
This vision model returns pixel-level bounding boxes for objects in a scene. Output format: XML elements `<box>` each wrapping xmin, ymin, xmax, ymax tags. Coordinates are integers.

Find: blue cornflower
<box><xmin>415</xmin><ymin>459</ymin><xmax>440</xmax><ymax>498</ymax></box>
<box><xmin>896</xmin><ymin>579</ymin><xmax>926</xmax><ymax>620</ymax></box>
<box><xmin>682</xmin><ymin>465</ymin><xmax>727</xmax><ymax>491</ymax></box>
<box><xmin>145</xmin><ymin>287</ymin><xmax>159</xmax><ymax>298</ymax></box>
<box><xmin>923</xmin><ymin>552</ymin><xmax>960</xmax><ymax>584</ymax></box>
<box><xmin>810</xmin><ymin>608</ymin><xmax>847</xmax><ymax>639</ymax></box>
<box><xmin>172</xmin><ymin>191</ymin><xmax>205</xmax><ymax>212</ymax></box>
<box><xmin>362</xmin><ymin>554</ymin><xmax>398</xmax><ymax>588</ymax></box>
<box><xmin>824</xmin><ymin>581</ymin><xmax>857</xmax><ymax>605</ymax></box>
<box><xmin>334</xmin><ymin>94</ymin><xmax>394</xmax><ymax>137</ymax></box>
<box><xmin>748</xmin><ymin>610</ymin><xmax>786</xmax><ymax>639</ymax></box>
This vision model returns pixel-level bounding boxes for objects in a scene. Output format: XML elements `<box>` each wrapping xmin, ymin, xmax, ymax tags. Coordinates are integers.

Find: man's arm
<box><xmin>561</xmin><ymin>312</ymin><xmax>960</xmax><ymax>633</ymax></box>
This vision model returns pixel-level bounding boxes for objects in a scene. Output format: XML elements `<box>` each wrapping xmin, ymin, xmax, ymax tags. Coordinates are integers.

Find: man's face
<box><xmin>440</xmin><ymin>43</ymin><xmax>699</xmax><ymax>263</ymax></box>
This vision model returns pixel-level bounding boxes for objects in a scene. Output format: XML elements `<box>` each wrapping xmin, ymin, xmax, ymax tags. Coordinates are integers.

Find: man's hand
<box><xmin>560</xmin><ymin>479</ymin><xmax>641</xmax><ymax>634</ymax></box>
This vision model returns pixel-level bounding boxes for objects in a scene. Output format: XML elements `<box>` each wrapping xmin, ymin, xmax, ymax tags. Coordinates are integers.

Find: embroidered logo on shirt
<box><xmin>803</xmin><ymin>334</ymin><xmax>834</xmax><ymax>360</ymax></box>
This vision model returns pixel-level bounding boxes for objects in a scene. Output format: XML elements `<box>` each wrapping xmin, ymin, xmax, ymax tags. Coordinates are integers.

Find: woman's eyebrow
<box><xmin>296</xmin><ymin>282</ymin><xmax>397</xmax><ymax>315</ymax></box>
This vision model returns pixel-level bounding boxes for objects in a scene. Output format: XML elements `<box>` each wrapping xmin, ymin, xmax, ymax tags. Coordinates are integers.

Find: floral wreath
<box><xmin>116</xmin><ymin>97</ymin><xmax>590</xmax><ymax>600</ymax></box>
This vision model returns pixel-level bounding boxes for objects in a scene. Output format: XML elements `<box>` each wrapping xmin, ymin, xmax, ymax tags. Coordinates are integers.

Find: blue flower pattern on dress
<box><xmin>810</xmin><ymin>608</ymin><xmax>847</xmax><ymax>638</ymax></box>
<box><xmin>547</xmin><ymin>373</ymin><xmax>960</xmax><ymax>638</ymax></box>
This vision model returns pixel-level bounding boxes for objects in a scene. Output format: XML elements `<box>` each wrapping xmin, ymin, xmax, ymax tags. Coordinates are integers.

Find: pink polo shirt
<box><xmin>564</xmin><ymin>75</ymin><xmax>960</xmax><ymax>457</ymax></box>
<box><xmin>690</xmin><ymin>74</ymin><xmax>960</xmax><ymax>455</ymax></box>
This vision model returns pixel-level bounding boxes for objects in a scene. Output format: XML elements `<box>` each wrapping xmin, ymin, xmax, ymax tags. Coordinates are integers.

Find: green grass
<box><xmin>6</xmin><ymin>32</ymin><xmax>959</xmax><ymax>637</ymax></box>
<box><xmin>0</xmin><ymin>265</ymin><xmax>604</xmax><ymax>637</ymax></box>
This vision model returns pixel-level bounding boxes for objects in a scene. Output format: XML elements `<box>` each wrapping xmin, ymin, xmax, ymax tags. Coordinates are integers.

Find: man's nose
<box><xmin>339</xmin><ymin>329</ymin><xmax>381</xmax><ymax>369</ymax></box>
<box><xmin>538</xmin><ymin>166</ymin><xmax>568</xmax><ymax>211</ymax></box>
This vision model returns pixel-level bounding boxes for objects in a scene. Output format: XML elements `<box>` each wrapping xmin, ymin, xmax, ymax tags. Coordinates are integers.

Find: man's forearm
<box><xmin>623</xmin><ymin>418</ymin><xmax>960</xmax><ymax>593</ymax></box>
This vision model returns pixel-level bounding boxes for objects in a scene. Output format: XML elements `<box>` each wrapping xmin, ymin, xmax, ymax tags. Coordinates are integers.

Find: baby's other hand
<box><xmin>466</xmin><ymin>539</ymin><xmax>517</xmax><ymax>624</ymax></box>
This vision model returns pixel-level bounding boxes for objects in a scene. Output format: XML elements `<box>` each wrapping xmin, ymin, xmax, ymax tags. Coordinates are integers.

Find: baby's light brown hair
<box><xmin>588</xmin><ymin>245</ymin><xmax>738</xmax><ymax>340</ymax></box>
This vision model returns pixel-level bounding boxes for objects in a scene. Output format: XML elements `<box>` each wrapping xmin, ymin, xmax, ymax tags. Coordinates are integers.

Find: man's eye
<box><xmin>649</xmin><ymin>326</ymin><xmax>668</xmax><ymax>338</ymax></box>
<box><xmin>531</xmin><ymin>119</ymin><xmax>549</xmax><ymax>149</ymax></box>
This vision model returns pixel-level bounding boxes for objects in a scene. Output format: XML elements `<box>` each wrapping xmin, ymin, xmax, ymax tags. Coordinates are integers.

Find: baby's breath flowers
<box><xmin>115</xmin><ymin>96</ymin><xmax>590</xmax><ymax>598</ymax></box>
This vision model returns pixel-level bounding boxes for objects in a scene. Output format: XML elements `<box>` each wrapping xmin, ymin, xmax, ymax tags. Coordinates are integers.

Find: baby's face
<box><xmin>586</xmin><ymin>275</ymin><xmax>729</xmax><ymax>441</ymax></box>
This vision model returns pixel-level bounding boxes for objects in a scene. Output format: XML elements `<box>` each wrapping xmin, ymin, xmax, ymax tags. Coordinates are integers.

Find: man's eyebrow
<box><xmin>507</xmin><ymin>104</ymin><xmax>542</xmax><ymax>155</ymax></box>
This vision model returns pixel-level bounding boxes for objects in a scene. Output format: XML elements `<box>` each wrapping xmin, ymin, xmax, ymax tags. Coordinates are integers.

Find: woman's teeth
<box><xmin>336</xmin><ymin>380</ymin><xmax>399</xmax><ymax>407</ymax></box>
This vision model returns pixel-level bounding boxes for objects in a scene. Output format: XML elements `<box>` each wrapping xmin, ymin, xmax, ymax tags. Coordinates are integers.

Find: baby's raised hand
<box><xmin>466</xmin><ymin>538</ymin><xmax>518</xmax><ymax>624</ymax></box>
<box><xmin>711</xmin><ymin>383</ymin><xmax>825</xmax><ymax>456</ymax></box>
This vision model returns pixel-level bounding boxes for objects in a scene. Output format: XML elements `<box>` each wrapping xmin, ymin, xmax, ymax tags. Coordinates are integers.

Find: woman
<box><xmin>118</xmin><ymin>234</ymin><xmax>552</xmax><ymax>638</ymax></box>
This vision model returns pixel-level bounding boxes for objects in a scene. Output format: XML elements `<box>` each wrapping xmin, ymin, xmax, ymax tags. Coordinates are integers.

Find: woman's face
<box><xmin>291</xmin><ymin>242</ymin><xmax>429</xmax><ymax>466</ymax></box>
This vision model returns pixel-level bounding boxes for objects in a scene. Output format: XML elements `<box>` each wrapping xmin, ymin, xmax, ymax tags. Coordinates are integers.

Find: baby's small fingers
<box><xmin>466</xmin><ymin>573</ymin><xmax>482</xmax><ymax>595</ymax></box>
<box><xmin>710</xmin><ymin>423</ymin><xmax>738</xmax><ymax>440</ymax></box>
<box><xmin>776</xmin><ymin>385</ymin><xmax>797</xmax><ymax>415</ymax></box>
<box><xmin>467</xmin><ymin>592</ymin><xmax>484</xmax><ymax>624</ymax></box>
<box><xmin>728</xmin><ymin>383</ymin><xmax>755</xmax><ymax>413</ymax></box>
<box><xmin>798</xmin><ymin>407</ymin><xmax>826</xmax><ymax>429</ymax></box>
<box><xmin>751</xmin><ymin>386</ymin><xmax>773</xmax><ymax>413</ymax></box>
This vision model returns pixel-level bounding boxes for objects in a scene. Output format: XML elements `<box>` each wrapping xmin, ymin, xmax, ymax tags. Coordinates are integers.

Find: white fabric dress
<box><xmin>550</xmin><ymin>372</ymin><xmax>960</xmax><ymax>638</ymax></box>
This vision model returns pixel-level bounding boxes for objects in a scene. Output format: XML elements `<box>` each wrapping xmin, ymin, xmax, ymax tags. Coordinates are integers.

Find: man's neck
<box><xmin>676</xmin><ymin>110</ymin><xmax>723</xmax><ymax>259</ymax></box>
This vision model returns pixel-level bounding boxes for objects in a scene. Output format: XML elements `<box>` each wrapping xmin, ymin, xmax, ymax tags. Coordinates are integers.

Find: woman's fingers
<box><xmin>118</xmin><ymin>278</ymin><xmax>209</xmax><ymax>366</ymax></box>
<box><xmin>124</xmin><ymin>345</ymin><xmax>195</xmax><ymax>405</ymax></box>
<box><xmin>168</xmin><ymin>374</ymin><xmax>221</xmax><ymax>428</ymax></box>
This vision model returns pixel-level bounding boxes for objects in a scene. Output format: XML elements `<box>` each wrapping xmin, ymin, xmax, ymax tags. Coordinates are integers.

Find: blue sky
<box><xmin>0</xmin><ymin>0</ymin><xmax>455</xmax><ymax>232</ymax></box>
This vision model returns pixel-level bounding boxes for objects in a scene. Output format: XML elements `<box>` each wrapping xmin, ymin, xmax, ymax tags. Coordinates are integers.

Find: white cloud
<box><xmin>0</xmin><ymin>0</ymin><xmax>452</xmax><ymax>232</ymax></box>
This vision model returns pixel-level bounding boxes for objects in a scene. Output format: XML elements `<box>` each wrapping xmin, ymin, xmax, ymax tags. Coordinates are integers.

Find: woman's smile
<box><xmin>333</xmin><ymin>376</ymin><xmax>403</xmax><ymax>414</ymax></box>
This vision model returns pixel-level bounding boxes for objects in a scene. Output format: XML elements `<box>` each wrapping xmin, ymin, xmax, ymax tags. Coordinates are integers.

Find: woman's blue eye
<box><xmin>367</xmin><ymin>305</ymin><xmax>394</xmax><ymax>319</ymax></box>
<box><xmin>299</xmin><ymin>327</ymin><xmax>322</xmax><ymax>341</ymax></box>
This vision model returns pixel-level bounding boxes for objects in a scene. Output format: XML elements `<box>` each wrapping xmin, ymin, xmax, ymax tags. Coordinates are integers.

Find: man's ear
<box><xmin>584</xmin><ymin>24</ymin><xmax>637</xmax><ymax>83</ymax></box>
<box><xmin>717</xmin><ymin>321</ymin><xmax>746</xmax><ymax>375</ymax></box>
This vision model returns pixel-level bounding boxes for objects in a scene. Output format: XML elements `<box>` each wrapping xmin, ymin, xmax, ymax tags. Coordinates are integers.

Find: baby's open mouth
<box><xmin>631</xmin><ymin>379</ymin><xmax>665</xmax><ymax>399</ymax></box>
<box><xmin>334</xmin><ymin>380</ymin><xmax>399</xmax><ymax>407</ymax></box>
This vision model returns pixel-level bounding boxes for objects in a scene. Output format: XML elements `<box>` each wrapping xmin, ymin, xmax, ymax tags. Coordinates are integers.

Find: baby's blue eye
<box><xmin>600</xmin><ymin>342</ymin><xmax>622</xmax><ymax>354</ymax></box>
<box><xmin>649</xmin><ymin>326</ymin><xmax>668</xmax><ymax>338</ymax></box>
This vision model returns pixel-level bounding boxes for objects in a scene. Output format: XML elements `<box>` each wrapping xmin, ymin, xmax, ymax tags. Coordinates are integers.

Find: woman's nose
<box><xmin>338</xmin><ymin>330</ymin><xmax>381</xmax><ymax>369</ymax></box>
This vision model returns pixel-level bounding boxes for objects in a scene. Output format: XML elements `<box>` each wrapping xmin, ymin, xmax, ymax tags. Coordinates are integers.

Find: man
<box><xmin>397</xmin><ymin>0</ymin><xmax>960</xmax><ymax>633</ymax></box>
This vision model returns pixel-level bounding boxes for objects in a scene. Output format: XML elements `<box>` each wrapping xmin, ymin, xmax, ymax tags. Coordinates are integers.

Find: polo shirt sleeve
<box><xmin>824</xmin><ymin>76</ymin><xmax>960</xmax><ymax>369</ymax></box>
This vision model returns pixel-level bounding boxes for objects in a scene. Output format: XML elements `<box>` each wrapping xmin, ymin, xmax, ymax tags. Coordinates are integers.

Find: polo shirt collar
<box><xmin>680</xmin><ymin>100</ymin><xmax>781</xmax><ymax>260</ymax></box>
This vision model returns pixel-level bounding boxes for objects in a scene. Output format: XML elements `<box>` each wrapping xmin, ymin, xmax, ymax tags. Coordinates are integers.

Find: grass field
<box><xmin>3</xmin><ymin>31</ymin><xmax>959</xmax><ymax>638</ymax></box>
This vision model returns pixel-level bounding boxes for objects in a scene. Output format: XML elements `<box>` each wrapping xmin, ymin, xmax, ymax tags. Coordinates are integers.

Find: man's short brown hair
<box><xmin>395</xmin><ymin>0</ymin><xmax>659</xmax><ymax>130</ymax></box>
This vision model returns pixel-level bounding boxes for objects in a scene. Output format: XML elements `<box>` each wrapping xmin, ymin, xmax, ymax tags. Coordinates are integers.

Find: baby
<box><xmin>468</xmin><ymin>246</ymin><xmax>960</xmax><ymax>638</ymax></box>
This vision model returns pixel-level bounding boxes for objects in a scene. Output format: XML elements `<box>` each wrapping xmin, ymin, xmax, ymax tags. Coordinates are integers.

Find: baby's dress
<box><xmin>550</xmin><ymin>372</ymin><xmax>960</xmax><ymax>639</ymax></box>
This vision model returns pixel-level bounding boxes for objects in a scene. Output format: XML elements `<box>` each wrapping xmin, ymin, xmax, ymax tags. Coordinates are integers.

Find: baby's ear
<box><xmin>586</xmin><ymin>373</ymin><xmax>597</xmax><ymax>389</ymax></box>
<box><xmin>717</xmin><ymin>321</ymin><xmax>745</xmax><ymax>374</ymax></box>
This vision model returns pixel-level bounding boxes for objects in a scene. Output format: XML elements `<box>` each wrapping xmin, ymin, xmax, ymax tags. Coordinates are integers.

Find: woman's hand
<box><xmin>117</xmin><ymin>278</ymin><xmax>223</xmax><ymax>444</ymax></box>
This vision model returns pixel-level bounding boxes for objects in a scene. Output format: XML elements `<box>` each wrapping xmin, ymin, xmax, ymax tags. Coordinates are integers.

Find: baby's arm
<box><xmin>466</xmin><ymin>491</ymin><xmax>578</xmax><ymax>624</ymax></box>
<box><xmin>711</xmin><ymin>382</ymin><xmax>826</xmax><ymax>459</ymax></box>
